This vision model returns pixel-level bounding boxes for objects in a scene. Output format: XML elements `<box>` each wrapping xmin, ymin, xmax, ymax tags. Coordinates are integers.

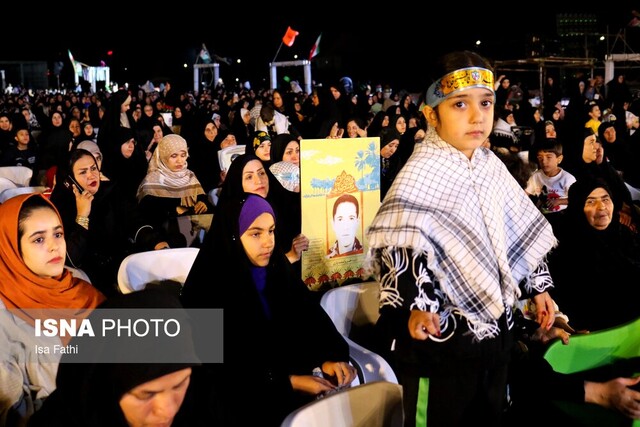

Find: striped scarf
<box><xmin>366</xmin><ymin>127</ymin><xmax>556</xmax><ymax>339</ymax></box>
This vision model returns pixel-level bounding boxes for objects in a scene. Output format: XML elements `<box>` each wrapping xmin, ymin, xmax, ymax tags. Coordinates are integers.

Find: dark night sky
<box><xmin>5</xmin><ymin>6</ymin><xmax>638</xmax><ymax>93</ymax></box>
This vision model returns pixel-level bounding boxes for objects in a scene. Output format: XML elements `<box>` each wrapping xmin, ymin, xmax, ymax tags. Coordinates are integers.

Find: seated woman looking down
<box><xmin>28</xmin><ymin>288</ymin><xmax>211</xmax><ymax>427</ymax></box>
<box><xmin>136</xmin><ymin>134</ymin><xmax>212</xmax><ymax>248</ymax></box>
<box><xmin>0</xmin><ymin>194</ymin><xmax>105</xmax><ymax>426</ymax></box>
<box><xmin>181</xmin><ymin>193</ymin><xmax>355</xmax><ymax>426</ymax></box>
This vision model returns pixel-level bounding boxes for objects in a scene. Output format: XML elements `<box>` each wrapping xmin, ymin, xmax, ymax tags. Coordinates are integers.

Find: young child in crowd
<box><xmin>365</xmin><ymin>50</ymin><xmax>557</xmax><ymax>427</ymax></box>
<box><xmin>525</xmin><ymin>139</ymin><xmax>576</xmax><ymax>218</ymax></box>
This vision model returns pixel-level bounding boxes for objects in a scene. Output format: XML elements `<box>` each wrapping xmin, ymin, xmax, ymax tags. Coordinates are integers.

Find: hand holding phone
<box><xmin>329</xmin><ymin>122</ymin><xmax>344</xmax><ymax>139</ymax></box>
<box><xmin>63</xmin><ymin>175</ymin><xmax>84</xmax><ymax>194</ymax></box>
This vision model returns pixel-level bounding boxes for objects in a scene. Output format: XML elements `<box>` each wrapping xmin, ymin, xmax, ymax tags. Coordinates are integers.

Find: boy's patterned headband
<box><xmin>426</xmin><ymin>67</ymin><xmax>494</xmax><ymax>108</ymax></box>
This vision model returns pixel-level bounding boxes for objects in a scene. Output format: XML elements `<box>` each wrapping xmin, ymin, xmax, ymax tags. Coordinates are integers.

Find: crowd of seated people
<box><xmin>2</xmin><ymin>69</ymin><xmax>640</xmax><ymax>425</ymax></box>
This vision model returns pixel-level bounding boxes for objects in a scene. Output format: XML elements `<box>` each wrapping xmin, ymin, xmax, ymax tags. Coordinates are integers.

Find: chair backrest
<box><xmin>66</xmin><ymin>266</ymin><xmax>92</xmax><ymax>283</ymax></box>
<box><xmin>320</xmin><ymin>281</ymin><xmax>381</xmax><ymax>337</ymax></box>
<box><xmin>117</xmin><ymin>247</ymin><xmax>199</xmax><ymax>294</ymax></box>
<box><xmin>173</xmin><ymin>214</ymin><xmax>213</xmax><ymax>247</ymax></box>
<box><xmin>280</xmin><ymin>381</ymin><xmax>404</xmax><ymax>427</ymax></box>
<box><xmin>346</xmin><ymin>336</ymin><xmax>398</xmax><ymax>385</ymax></box>
<box><xmin>0</xmin><ymin>166</ymin><xmax>33</xmax><ymax>186</ymax></box>
<box><xmin>625</xmin><ymin>181</ymin><xmax>640</xmax><ymax>202</ymax></box>
<box><xmin>0</xmin><ymin>177</ymin><xmax>18</xmax><ymax>195</ymax></box>
<box><xmin>320</xmin><ymin>282</ymin><xmax>398</xmax><ymax>384</ymax></box>
<box><xmin>0</xmin><ymin>186</ymin><xmax>46</xmax><ymax>203</ymax></box>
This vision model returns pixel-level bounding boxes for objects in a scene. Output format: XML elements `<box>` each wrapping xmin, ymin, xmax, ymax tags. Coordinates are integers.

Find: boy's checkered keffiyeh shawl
<box><xmin>366</xmin><ymin>127</ymin><xmax>557</xmax><ymax>338</ymax></box>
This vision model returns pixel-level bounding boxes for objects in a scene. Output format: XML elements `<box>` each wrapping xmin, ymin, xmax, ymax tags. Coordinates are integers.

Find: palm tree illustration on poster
<box><xmin>300</xmin><ymin>137</ymin><xmax>380</xmax><ymax>291</ymax></box>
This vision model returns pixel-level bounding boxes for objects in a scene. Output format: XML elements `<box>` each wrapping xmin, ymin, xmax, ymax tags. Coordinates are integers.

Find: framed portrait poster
<box><xmin>300</xmin><ymin>137</ymin><xmax>380</xmax><ymax>290</ymax></box>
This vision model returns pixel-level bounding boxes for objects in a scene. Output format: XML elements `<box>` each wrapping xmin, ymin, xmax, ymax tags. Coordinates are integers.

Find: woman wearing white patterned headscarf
<box><xmin>137</xmin><ymin>134</ymin><xmax>211</xmax><ymax>247</ymax></box>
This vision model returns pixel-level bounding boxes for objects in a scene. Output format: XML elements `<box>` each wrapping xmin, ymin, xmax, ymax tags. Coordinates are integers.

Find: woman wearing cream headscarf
<box><xmin>137</xmin><ymin>134</ymin><xmax>211</xmax><ymax>247</ymax></box>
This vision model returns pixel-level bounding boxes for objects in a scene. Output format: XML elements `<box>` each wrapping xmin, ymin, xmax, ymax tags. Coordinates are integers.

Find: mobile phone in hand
<box><xmin>63</xmin><ymin>175</ymin><xmax>84</xmax><ymax>194</ymax></box>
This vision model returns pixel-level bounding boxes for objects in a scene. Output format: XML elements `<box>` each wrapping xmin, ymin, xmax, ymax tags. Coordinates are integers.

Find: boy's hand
<box><xmin>532</xmin><ymin>292</ymin><xmax>555</xmax><ymax>330</ymax></box>
<box><xmin>408</xmin><ymin>310</ymin><xmax>440</xmax><ymax>340</ymax></box>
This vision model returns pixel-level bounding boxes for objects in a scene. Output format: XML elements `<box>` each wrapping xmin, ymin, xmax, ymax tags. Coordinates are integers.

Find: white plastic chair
<box><xmin>0</xmin><ymin>177</ymin><xmax>18</xmax><ymax>196</ymax></box>
<box><xmin>320</xmin><ymin>281</ymin><xmax>382</xmax><ymax>337</ymax></box>
<box><xmin>0</xmin><ymin>166</ymin><xmax>33</xmax><ymax>186</ymax></box>
<box><xmin>344</xmin><ymin>337</ymin><xmax>398</xmax><ymax>386</ymax></box>
<box><xmin>66</xmin><ymin>266</ymin><xmax>92</xmax><ymax>283</ymax></box>
<box><xmin>320</xmin><ymin>282</ymin><xmax>398</xmax><ymax>384</ymax></box>
<box><xmin>280</xmin><ymin>381</ymin><xmax>404</xmax><ymax>427</ymax></box>
<box><xmin>116</xmin><ymin>247</ymin><xmax>199</xmax><ymax>294</ymax></box>
<box><xmin>625</xmin><ymin>181</ymin><xmax>640</xmax><ymax>202</ymax></box>
<box><xmin>173</xmin><ymin>214</ymin><xmax>213</xmax><ymax>247</ymax></box>
<box><xmin>0</xmin><ymin>186</ymin><xmax>46</xmax><ymax>203</ymax></box>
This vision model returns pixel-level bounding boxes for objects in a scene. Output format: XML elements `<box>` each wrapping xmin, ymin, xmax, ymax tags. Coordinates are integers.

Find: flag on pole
<box><xmin>629</xmin><ymin>10</ymin><xmax>640</xmax><ymax>27</ymax></box>
<box><xmin>309</xmin><ymin>33</ymin><xmax>322</xmax><ymax>60</ymax></box>
<box><xmin>282</xmin><ymin>26</ymin><xmax>299</xmax><ymax>47</ymax></box>
<box><xmin>199</xmin><ymin>43</ymin><xmax>212</xmax><ymax>63</ymax></box>
<box><xmin>68</xmin><ymin>49</ymin><xmax>82</xmax><ymax>76</ymax></box>
<box><xmin>68</xmin><ymin>49</ymin><xmax>75</xmax><ymax>64</ymax></box>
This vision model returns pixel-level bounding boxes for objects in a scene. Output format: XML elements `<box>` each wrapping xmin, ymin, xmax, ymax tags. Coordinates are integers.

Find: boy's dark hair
<box><xmin>259</xmin><ymin>103</ymin><xmax>275</xmax><ymax>123</ymax></box>
<box><xmin>430</xmin><ymin>51</ymin><xmax>494</xmax><ymax>89</ymax></box>
<box><xmin>535</xmin><ymin>138</ymin><xmax>563</xmax><ymax>157</ymax></box>
<box><xmin>332</xmin><ymin>193</ymin><xmax>360</xmax><ymax>219</ymax></box>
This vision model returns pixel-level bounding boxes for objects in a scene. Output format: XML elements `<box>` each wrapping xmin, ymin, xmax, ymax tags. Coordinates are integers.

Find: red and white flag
<box><xmin>282</xmin><ymin>26</ymin><xmax>299</xmax><ymax>47</ymax></box>
<box><xmin>309</xmin><ymin>33</ymin><xmax>322</xmax><ymax>60</ymax></box>
<box><xmin>629</xmin><ymin>10</ymin><xmax>640</xmax><ymax>27</ymax></box>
